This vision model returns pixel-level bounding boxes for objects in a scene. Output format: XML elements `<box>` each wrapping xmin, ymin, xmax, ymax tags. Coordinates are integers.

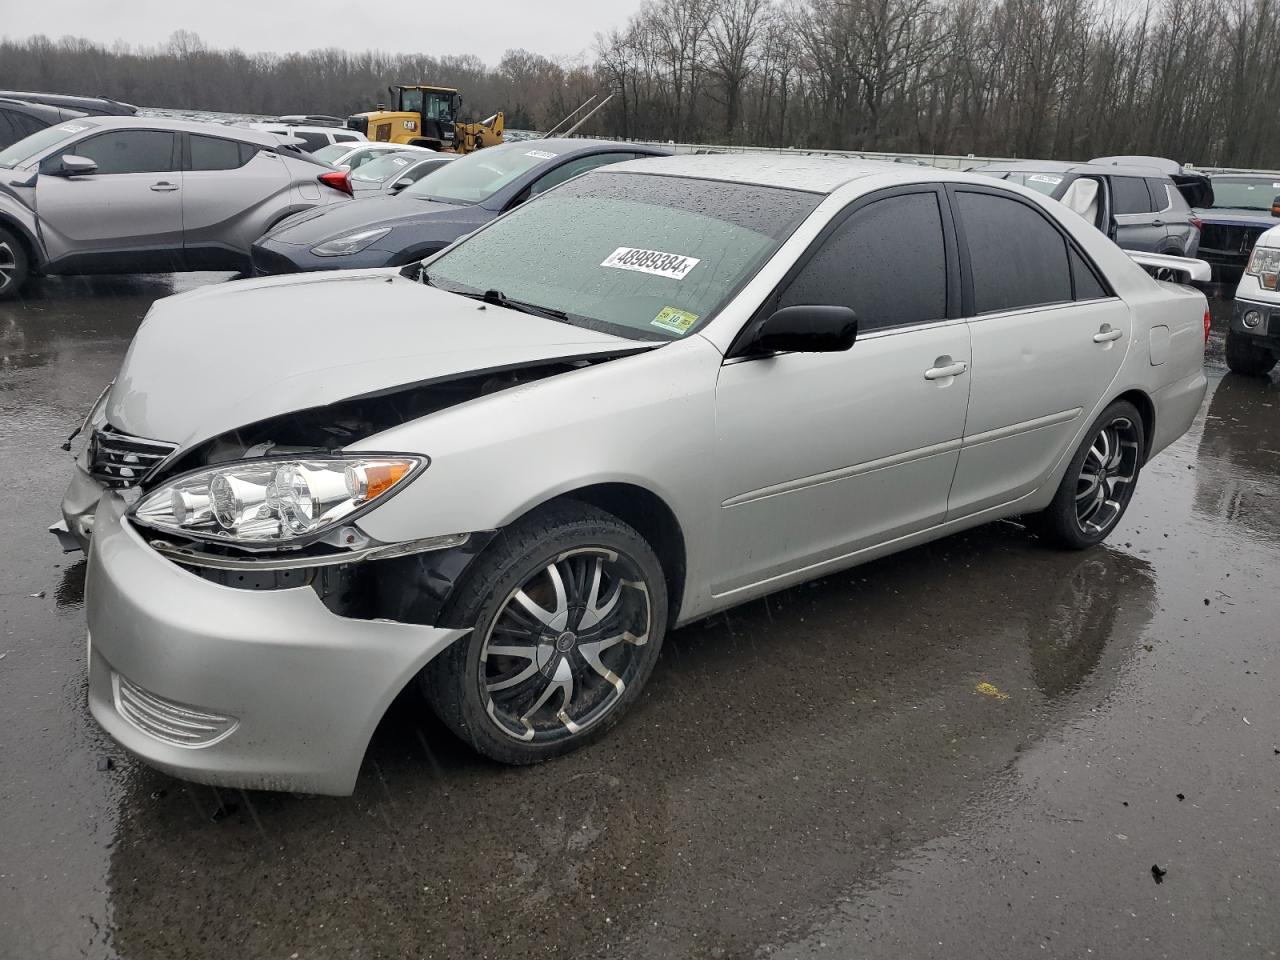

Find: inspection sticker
<box><xmin>59</xmin><ymin>122</ymin><xmax>91</xmax><ymax>134</ymax></box>
<box><xmin>651</xmin><ymin>306</ymin><xmax>699</xmax><ymax>335</ymax></box>
<box><xmin>1029</xmin><ymin>174</ymin><xmax>1063</xmax><ymax>184</ymax></box>
<box><xmin>601</xmin><ymin>247</ymin><xmax>701</xmax><ymax>280</ymax></box>
<box><xmin>525</xmin><ymin>149</ymin><xmax>558</xmax><ymax>160</ymax></box>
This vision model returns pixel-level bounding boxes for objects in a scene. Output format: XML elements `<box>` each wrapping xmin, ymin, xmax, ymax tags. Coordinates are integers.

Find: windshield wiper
<box><xmin>457</xmin><ymin>288</ymin><xmax>573</xmax><ymax>324</ymax></box>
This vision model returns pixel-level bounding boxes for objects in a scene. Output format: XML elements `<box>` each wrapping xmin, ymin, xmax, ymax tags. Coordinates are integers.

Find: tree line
<box><xmin>2</xmin><ymin>0</ymin><xmax>1279</xmax><ymax>167</ymax></box>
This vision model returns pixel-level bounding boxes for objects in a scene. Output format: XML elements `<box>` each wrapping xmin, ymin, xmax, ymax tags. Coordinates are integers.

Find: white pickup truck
<box><xmin>1229</xmin><ymin>223</ymin><xmax>1280</xmax><ymax>375</ymax></box>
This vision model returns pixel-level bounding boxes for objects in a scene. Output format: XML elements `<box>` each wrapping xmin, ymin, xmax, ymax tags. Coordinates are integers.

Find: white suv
<box><xmin>247</xmin><ymin>122</ymin><xmax>366</xmax><ymax>153</ymax></box>
<box><xmin>1230</xmin><ymin>224</ymin><xmax>1280</xmax><ymax>375</ymax></box>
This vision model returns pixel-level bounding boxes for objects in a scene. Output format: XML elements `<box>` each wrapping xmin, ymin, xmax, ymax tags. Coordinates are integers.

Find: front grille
<box><xmin>113</xmin><ymin>672</ymin><xmax>238</xmax><ymax>747</ymax></box>
<box><xmin>88</xmin><ymin>426</ymin><xmax>176</xmax><ymax>489</ymax></box>
<box><xmin>1199</xmin><ymin>223</ymin><xmax>1268</xmax><ymax>258</ymax></box>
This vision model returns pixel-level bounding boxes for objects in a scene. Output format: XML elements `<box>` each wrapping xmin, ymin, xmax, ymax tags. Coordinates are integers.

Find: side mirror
<box><xmin>748</xmin><ymin>305</ymin><xmax>858</xmax><ymax>355</ymax></box>
<box><xmin>1271</xmin><ymin>195</ymin><xmax>1280</xmax><ymax>217</ymax></box>
<box><xmin>391</xmin><ymin>177</ymin><xmax>414</xmax><ymax>192</ymax></box>
<box><xmin>60</xmin><ymin>155</ymin><xmax>98</xmax><ymax>177</ymax></box>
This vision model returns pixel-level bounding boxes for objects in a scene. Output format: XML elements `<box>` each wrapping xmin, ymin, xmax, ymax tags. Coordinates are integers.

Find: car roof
<box><xmin>1208</xmin><ymin>172</ymin><xmax>1280</xmax><ymax>180</ymax></box>
<box><xmin>599</xmin><ymin>152</ymin><xmax>933</xmax><ymax>193</ymax></box>
<box><xmin>0</xmin><ymin>97</ymin><xmax>75</xmax><ymax>120</ymax></box>
<box><xmin>0</xmin><ymin>90</ymin><xmax>136</xmax><ymax>115</ymax></box>
<box><xmin>246</xmin><ymin>122</ymin><xmax>359</xmax><ymax>135</ymax></box>
<box><xmin>977</xmin><ymin>159</ymin><xmax>1170</xmax><ymax>179</ymax></box>
<box><xmin>59</xmin><ymin>114</ymin><xmax>302</xmax><ymax>149</ymax></box>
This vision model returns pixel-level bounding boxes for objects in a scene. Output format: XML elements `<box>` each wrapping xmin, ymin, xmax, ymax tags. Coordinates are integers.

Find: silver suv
<box><xmin>0</xmin><ymin>116</ymin><xmax>351</xmax><ymax>298</ymax></box>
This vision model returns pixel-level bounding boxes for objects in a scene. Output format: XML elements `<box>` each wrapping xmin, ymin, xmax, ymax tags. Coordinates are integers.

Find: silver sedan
<box><xmin>57</xmin><ymin>155</ymin><xmax>1209</xmax><ymax>794</ymax></box>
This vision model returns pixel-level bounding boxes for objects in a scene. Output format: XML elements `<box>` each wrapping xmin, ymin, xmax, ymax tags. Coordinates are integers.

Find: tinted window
<box><xmin>0</xmin><ymin>111</ymin><xmax>14</xmax><ymax>149</ymax></box>
<box><xmin>1111</xmin><ymin>176</ymin><xmax>1153</xmax><ymax>215</ymax></box>
<box><xmin>956</xmin><ymin>191</ymin><xmax>1071</xmax><ymax>313</ymax></box>
<box><xmin>293</xmin><ymin>131</ymin><xmax>330</xmax><ymax>152</ymax></box>
<box><xmin>189</xmin><ymin>134</ymin><xmax>254</xmax><ymax>170</ymax></box>
<box><xmin>333</xmin><ymin>133</ymin><xmax>360</xmax><ymax>143</ymax></box>
<box><xmin>529</xmin><ymin>153</ymin><xmax>635</xmax><ymax>197</ymax></box>
<box><xmin>48</xmin><ymin>130</ymin><xmax>175</xmax><ymax>175</ymax></box>
<box><xmin>0</xmin><ymin>119</ymin><xmax>96</xmax><ymax>169</ymax></box>
<box><xmin>12</xmin><ymin>112</ymin><xmax>47</xmax><ymax>137</ymax></box>
<box><xmin>780</xmin><ymin>191</ymin><xmax>947</xmax><ymax>331</ymax></box>
<box><xmin>1145</xmin><ymin>178</ymin><xmax>1171</xmax><ymax>211</ymax></box>
<box><xmin>1069</xmin><ymin>246</ymin><xmax>1108</xmax><ymax>300</ymax></box>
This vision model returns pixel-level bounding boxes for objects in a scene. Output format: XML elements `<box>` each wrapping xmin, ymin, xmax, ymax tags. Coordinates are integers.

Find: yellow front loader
<box><xmin>346</xmin><ymin>84</ymin><xmax>503</xmax><ymax>153</ymax></box>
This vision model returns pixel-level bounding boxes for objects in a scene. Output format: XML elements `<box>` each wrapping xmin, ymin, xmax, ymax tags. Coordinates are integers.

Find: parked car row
<box><xmin>47</xmin><ymin>144</ymin><xmax>1210</xmax><ymax>793</ymax></box>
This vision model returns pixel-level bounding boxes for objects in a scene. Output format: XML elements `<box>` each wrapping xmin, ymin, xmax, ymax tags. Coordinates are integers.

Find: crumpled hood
<box><xmin>267</xmin><ymin>194</ymin><xmax>476</xmax><ymax>245</ymax></box>
<box><xmin>106</xmin><ymin>271</ymin><xmax>631</xmax><ymax>450</ymax></box>
<box><xmin>1194</xmin><ymin>207</ymin><xmax>1279</xmax><ymax>228</ymax></box>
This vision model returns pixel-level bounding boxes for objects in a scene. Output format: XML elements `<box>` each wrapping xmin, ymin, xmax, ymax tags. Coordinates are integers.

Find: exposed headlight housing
<box><xmin>310</xmin><ymin>227</ymin><xmax>392</xmax><ymax>257</ymax></box>
<box><xmin>1246</xmin><ymin>245</ymin><xmax>1280</xmax><ymax>289</ymax></box>
<box><xmin>131</xmin><ymin>454</ymin><xmax>426</xmax><ymax>548</ymax></box>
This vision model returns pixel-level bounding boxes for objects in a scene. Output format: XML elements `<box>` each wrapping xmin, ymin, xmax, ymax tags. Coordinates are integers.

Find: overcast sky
<box><xmin>2</xmin><ymin>0</ymin><xmax>632</xmax><ymax>62</ymax></box>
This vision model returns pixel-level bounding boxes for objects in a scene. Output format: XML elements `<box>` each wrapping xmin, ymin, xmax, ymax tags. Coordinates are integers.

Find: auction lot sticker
<box><xmin>601</xmin><ymin>247</ymin><xmax>701</xmax><ymax>280</ymax></box>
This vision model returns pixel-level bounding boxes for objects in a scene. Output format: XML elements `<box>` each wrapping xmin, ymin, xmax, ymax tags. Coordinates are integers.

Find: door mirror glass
<box><xmin>60</xmin><ymin>155</ymin><xmax>98</xmax><ymax>176</ymax></box>
<box><xmin>750</xmin><ymin>305</ymin><xmax>858</xmax><ymax>354</ymax></box>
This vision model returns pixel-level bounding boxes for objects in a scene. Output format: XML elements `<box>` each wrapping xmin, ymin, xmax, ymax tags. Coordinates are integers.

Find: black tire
<box><xmin>1224</xmin><ymin>330</ymin><xmax>1277</xmax><ymax>376</ymax></box>
<box><xmin>1034</xmin><ymin>400</ymin><xmax>1146</xmax><ymax>550</ymax></box>
<box><xmin>423</xmin><ymin>502</ymin><xmax>668</xmax><ymax>765</ymax></box>
<box><xmin>0</xmin><ymin>226</ymin><xmax>30</xmax><ymax>300</ymax></box>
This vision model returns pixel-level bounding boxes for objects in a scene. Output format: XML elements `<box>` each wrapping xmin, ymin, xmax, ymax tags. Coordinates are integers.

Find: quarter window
<box><xmin>780</xmin><ymin>191</ymin><xmax>948</xmax><ymax>331</ymax></box>
<box><xmin>1145</xmin><ymin>178</ymin><xmax>1171</xmax><ymax>211</ymax></box>
<box><xmin>955</xmin><ymin>190</ymin><xmax>1071</xmax><ymax>313</ymax></box>
<box><xmin>43</xmin><ymin>130</ymin><xmax>175</xmax><ymax>175</ymax></box>
<box><xmin>1111</xmin><ymin>176</ymin><xmax>1153</xmax><ymax>215</ymax></box>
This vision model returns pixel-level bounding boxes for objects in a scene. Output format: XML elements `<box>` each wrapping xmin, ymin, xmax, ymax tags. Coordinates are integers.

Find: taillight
<box><xmin>318</xmin><ymin>170</ymin><xmax>352</xmax><ymax>196</ymax></box>
<box><xmin>1203</xmin><ymin>308</ymin><xmax>1211</xmax><ymax>343</ymax></box>
<box><xmin>1190</xmin><ymin>216</ymin><xmax>1203</xmax><ymax>231</ymax></box>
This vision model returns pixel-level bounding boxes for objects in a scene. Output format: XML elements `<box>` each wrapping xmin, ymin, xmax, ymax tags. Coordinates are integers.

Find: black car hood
<box><xmin>269</xmin><ymin>194</ymin><xmax>483</xmax><ymax>245</ymax></box>
<box><xmin>1196</xmin><ymin>207</ymin><xmax>1279</xmax><ymax>227</ymax></box>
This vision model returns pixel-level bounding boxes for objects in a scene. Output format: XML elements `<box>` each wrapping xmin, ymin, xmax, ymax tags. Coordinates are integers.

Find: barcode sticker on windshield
<box><xmin>525</xmin><ymin>149</ymin><xmax>557</xmax><ymax>160</ymax></box>
<box><xmin>59</xmin><ymin>123</ymin><xmax>91</xmax><ymax>134</ymax></box>
<box><xmin>601</xmin><ymin>247</ymin><xmax>701</xmax><ymax>280</ymax></box>
<box><xmin>1029</xmin><ymin>174</ymin><xmax>1063</xmax><ymax>184</ymax></box>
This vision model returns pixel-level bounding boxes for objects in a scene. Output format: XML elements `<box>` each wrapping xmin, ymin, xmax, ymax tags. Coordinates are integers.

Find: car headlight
<box><xmin>131</xmin><ymin>454</ymin><xmax>426</xmax><ymax>547</ymax></box>
<box><xmin>1246</xmin><ymin>246</ymin><xmax>1280</xmax><ymax>289</ymax></box>
<box><xmin>310</xmin><ymin>227</ymin><xmax>392</xmax><ymax>257</ymax></box>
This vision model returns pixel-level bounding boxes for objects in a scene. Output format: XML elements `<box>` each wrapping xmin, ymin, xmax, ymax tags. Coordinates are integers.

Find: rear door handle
<box><xmin>1093</xmin><ymin>327</ymin><xmax>1124</xmax><ymax>343</ymax></box>
<box><xmin>924</xmin><ymin>360</ymin><xmax>968</xmax><ymax>380</ymax></box>
<box><xmin>1151</xmin><ymin>219</ymin><xmax>1164</xmax><ymax>226</ymax></box>
<box><xmin>150</xmin><ymin>181</ymin><xmax>179</xmax><ymax>192</ymax></box>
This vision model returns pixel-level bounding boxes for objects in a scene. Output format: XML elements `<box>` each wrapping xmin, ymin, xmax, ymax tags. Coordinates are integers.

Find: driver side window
<box><xmin>41</xmin><ymin>130</ymin><xmax>176</xmax><ymax>175</ymax></box>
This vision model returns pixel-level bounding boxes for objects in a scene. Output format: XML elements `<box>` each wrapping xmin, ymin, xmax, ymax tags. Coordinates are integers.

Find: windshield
<box><xmin>401</xmin><ymin>144</ymin><xmax>556</xmax><ymax>204</ymax></box>
<box><xmin>985</xmin><ymin>170</ymin><xmax>1065</xmax><ymax>196</ymax></box>
<box><xmin>0</xmin><ymin>119</ymin><xmax>96</xmax><ymax>169</ymax></box>
<box><xmin>1209</xmin><ymin>177</ymin><xmax>1280</xmax><ymax>211</ymax></box>
<box><xmin>310</xmin><ymin>143</ymin><xmax>349</xmax><ymax>164</ymax></box>
<box><xmin>425</xmin><ymin>171</ymin><xmax>822</xmax><ymax>341</ymax></box>
<box><xmin>351</xmin><ymin>153</ymin><xmax>418</xmax><ymax>183</ymax></box>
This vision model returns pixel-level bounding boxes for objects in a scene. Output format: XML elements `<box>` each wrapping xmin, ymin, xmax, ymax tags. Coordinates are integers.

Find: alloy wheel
<box><xmin>0</xmin><ymin>241</ymin><xmax>14</xmax><ymax>291</ymax></box>
<box><xmin>1075</xmin><ymin>416</ymin><xmax>1140</xmax><ymax>535</ymax></box>
<box><xmin>479</xmin><ymin>547</ymin><xmax>652</xmax><ymax>743</ymax></box>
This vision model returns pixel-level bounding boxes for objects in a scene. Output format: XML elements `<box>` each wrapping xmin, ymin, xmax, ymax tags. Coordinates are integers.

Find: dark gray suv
<box><xmin>975</xmin><ymin>161</ymin><xmax>1202</xmax><ymax>257</ymax></box>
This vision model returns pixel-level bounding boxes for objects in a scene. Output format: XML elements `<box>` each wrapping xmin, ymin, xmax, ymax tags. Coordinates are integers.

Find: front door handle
<box><xmin>1151</xmin><ymin>219</ymin><xmax>1164</xmax><ymax>227</ymax></box>
<box><xmin>924</xmin><ymin>359</ymin><xmax>968</xmax><ymax>380</ymax></box>
<box><xmin>1093</xmin><ymin>326</ymin><xmax>1124</xmax><ymax>343</ymax></box>
<box><xmin>150</xmin><ymin>181</ymin><xmax>179</xmax><ymax>192</ymax></box>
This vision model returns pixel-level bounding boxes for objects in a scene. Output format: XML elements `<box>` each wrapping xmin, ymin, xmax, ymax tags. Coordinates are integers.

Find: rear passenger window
<box><xmin>1111</xmin><ymin>176</ymin><xmax>1153</xmax><ymax>215</ymax></box>
<box><xmin>780</xmin><ymin>191</ymin><xmax>947</xmax><ymax>331</ymax></box>
<box><xmin>1068</xmin><ymin>247</ymin><xmax>1109</xmax><ymax>300</ymax></box>
<box><xmin>188</xmin><ymin>134</ymin><xmax>254</xmax><ymax>171</ymax></box>
<box><xmin>955</xmin><ymin>191</ymin><xmax>1071</xmax><ymax>313</ymax></box>
<box><xmin>334</xmin><ymin>133</ymin><xmax>359</xmax><ymax>143</ymax></box>
<box><xmin>1145</xmin><ymin>178</ymin><xmax>1171</xmax><ymax>211</ymax></box>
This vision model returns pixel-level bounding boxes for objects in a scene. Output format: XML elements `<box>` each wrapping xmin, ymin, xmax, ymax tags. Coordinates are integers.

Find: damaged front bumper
<box><xmin>85</xmin><ymin>494</ymin><xmax>469</xmax><ymax>795</ymax></box>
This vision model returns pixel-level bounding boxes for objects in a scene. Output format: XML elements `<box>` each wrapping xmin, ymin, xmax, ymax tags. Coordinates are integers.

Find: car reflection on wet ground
<box><xmin>1</xmin><ymin>280</ymin><xmax>1277</xmax><ymax>959</ymax></box>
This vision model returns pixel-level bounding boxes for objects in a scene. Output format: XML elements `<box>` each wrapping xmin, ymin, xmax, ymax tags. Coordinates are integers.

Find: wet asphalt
<box><xmin>1</xmin><ymin>275</ymin><xmax>1278</xmax><ymax>960</ymax></box>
